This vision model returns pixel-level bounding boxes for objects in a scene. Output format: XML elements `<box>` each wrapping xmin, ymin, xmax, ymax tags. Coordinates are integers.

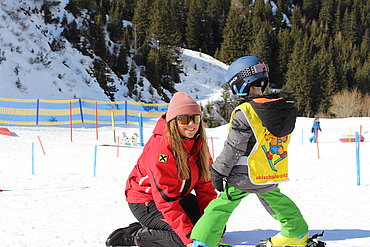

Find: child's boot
<box><xmin>192</xmin><ymin>240</ymin><xmax>209</xmax><ymax>247</ymax></box>
<box><xmin>269</xmin><ymin>232</ymin><xmax>308</xmax><ymax>246</ymax></box>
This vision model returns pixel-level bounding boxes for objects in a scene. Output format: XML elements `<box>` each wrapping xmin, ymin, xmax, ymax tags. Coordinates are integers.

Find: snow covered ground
<box><xmin>1</xmin><ymin>117</ymin><xmax>369</xmax><ymax>247</ymax></box>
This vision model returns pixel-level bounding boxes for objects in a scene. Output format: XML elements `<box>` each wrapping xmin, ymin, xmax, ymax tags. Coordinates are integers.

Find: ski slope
<box><xmin>0</xmin><ymin>117</ymin><xmax>369</xmax><ymax>246</ymax></box>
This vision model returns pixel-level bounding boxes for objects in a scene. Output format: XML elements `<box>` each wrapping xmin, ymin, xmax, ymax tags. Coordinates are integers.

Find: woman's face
<box><xmin>176</xmin><ymin>115</ymin><xmax>201</xmax><ymax>138</ymax></box>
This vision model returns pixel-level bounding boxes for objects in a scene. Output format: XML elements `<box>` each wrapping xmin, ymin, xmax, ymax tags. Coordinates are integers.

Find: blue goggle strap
<box><xmin>233</xmin><ymin>81</ymin><xmax>249</xmax><ymax>96</ymax></box>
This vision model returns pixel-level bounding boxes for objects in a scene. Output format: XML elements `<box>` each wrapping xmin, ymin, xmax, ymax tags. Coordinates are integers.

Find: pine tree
<box><xmin>318</xmin><ymin>0</ymin><xmax>334</xmax><ymax>35</ymax></box>
<box><xmin>146</xmin><ymin>49</ymin><xmax>161</xmax><ymax>90</ymax></box>
<box><xmin>276</xmin><ymin>0</ymin><xmax>289</xmax><ymax>15</ymax></box>
<box><xmin>321</xmin><ymin>60</ymin><xmax>339</xmax><ymax>114</ymax></box>
<box><xmin>114</xmin><ymin>27</ymin><xmax>131</xmax><ymax>77</ymax></box>
<box><xmin>343</xmin><ymin>8</ymin><xmax>360</xmax><ymax>45</ymax></box>
<box><xmin>333</xmin><ymin>0</ymin><xmax>344</xmax><ymax>35</ymax></box>
<box><xmin>355</xmin><ymin>60</ymin><xmax>370</xmax><ymax>94</ymax></box>
<box><xmin>185</xmin><ymin>0</ymin><xmax>202</xmax><ymax>50</ymax></box>
<box><xmin>127</xmin><ymin>65</ymin><xmax>138</xmax><ymax>98</ymax></box>
<box><xmin>302</xmin><ymin>0</ymin><xmax>320</xmax><ymax>21</ymax></box>
<box><xmin>107</xmin><ymin>1</ymin><xmax>124</xmax><ymax>43</ymax></box>
<box><xmin>218</xmin><ymin>83</ymin><xmax>237</xmax><ymax>122</ymax></box>
<box><xmin>201</xmin><ymin>0</ymin><xmax>230</xmax><ymax>55</ymax></box>
<box><xmin>121</xmin><ymin>0</ymin><xmax>135</xmax><ymax>21</ymax></box>
<box><xmin>88</xmin><ymin>20</ymin><xmax>108</xmax><ymax>60</ymax></box>
<box><xmin>93</xmin><ymin>59</ymin><xmax>117</xmax><ymax>101</ymax></box>
<box><xmin>285</xmin><ymin>35</ymin><xmax>313</xmax><ymax>117</ymax></box>
<box><xmin>275</xmin><ymin>29</ymin><xmax>292</xmax><ymax>89</ymax></box>
<box><xmin>249</xmin><ymin>26</ymin><xmax>273</xmax><ymax>64</ymax></box>
<box><xmin>132</xmin><ymin>0</ymin><xmax>151</xmax><ymax>50</ymax></box>
<box><xmin>148</xmin><ymin>0</ymin><xmax>182</xmax><ymax>48</ymax></box>
<box><xmin>145</xmin><ymin>0</ymin><xmax>182</xmax><ymax>100</ymax></box>
<box><xmin>202</xmin><ymin>100</ymin><xmax>219</xmax><ymax>128</ymax></box>
<box><xmin>290</xmin><ymin>6</ymin><xmax>303</xmax><ymax>36</ymax></box>
<box><xmin>217</xmin><ymin>5</ymin><xmax>250</xmax><ymax>64</ymax></box>
<box><xmin>61</xmin><ymin>20</ymin><xmax>80</xmax><ymax>46</ymax></box>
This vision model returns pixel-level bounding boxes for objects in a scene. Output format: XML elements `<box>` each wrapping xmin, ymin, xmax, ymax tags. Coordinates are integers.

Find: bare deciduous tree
<box><xmin>329</xmin><ymin>89</ymin><xmax>363</xmax><ymax>117</ymax></box>
<box><xmin>361</xmin><ymin>94</ymin><xmax>370</xmax><ymax>117</ymax></box>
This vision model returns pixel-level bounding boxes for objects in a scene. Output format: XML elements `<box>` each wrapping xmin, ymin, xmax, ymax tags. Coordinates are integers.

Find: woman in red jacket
<box><xmin>106</xmin><ymin>92</ymin><xmax>217</xmax><ymax>247</ymax></box>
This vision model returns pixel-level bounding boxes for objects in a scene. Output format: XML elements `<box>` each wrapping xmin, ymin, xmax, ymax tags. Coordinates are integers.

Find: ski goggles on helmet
<box><xmin>176</xmin><ymin>115</ymin><xmax>201</xmax><ymax>125</ymax></box>
<box><xmin>227</xmin><ymin>62</ymin><xmax>269</xmax><ymax>96</ymax></box>
<box><xmin>227</xmin><ymin>62</ymin><xmax>269</xmax><ymax>87</ymax></box>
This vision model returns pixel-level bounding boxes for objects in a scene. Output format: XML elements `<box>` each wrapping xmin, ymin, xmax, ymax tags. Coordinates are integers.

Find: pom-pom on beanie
<box><xmin>166</xmin><ymin>92</ymin><xmax>202</xmax><ymax>122</ymax></box>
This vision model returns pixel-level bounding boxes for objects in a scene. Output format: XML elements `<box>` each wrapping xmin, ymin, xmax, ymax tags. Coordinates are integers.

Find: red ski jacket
<box><xmin>125</xmin><ymin>114</ymin><xmax>217</xmax><ymax>245</ymax></box>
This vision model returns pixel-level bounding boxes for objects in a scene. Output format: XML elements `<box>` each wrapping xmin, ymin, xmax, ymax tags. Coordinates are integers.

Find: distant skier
<box><xmin>309</xmin><ymin>115</ymin><xmax>322</xmax><ymax>143</ymax></box>
<box><xmin>190</xmin><ymin>56</ymin><xmax>309</xmax><ymax>247</ymax></box>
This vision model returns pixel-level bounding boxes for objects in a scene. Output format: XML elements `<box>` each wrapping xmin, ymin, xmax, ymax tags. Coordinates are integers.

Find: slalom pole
<box><xmin>301</xmin><ymin>128</ymin><xmax>304</xmax><ymax>145</ymax></box>
<box><xmin>93</xmin><ymin>144</ymin><xmax>97</xmax><ymax>177</ymax></box>
<box><xmin>117</xmin><ymin>136</ymin><xmax>120</xmax><ymax>157</ymax></box>
<box><xmin>349</xmin><ymin>127</ymin><xmax>352</xmax><ymax>142</ymax></box>
<box><xmin>355</xmin><ymin>132</ymin><xmax>360</xmax><ymax>186</ymax></box>
<box><xmin>359</xmin><ymin>125</ymin><xmax>363</xmax><ymax>147</ymax></box>
<box><xmin>32</xmin><ymin>142</ymin><xmax>35</xmax><ymax>175</ymax></box>
<box><xmin>70</xmin><ymin>101</ymin><xmax>73</xmax><ymax>142</ymax></box>
<box><xmin>37</xmin><ymin>136</ymin><xmax>46</xmax><ymax>155</ymax></box>
<box><xmin>210</xmin><ymin>136</ymin><xmax>215</xmax><ymax>160</ymax></box>
<box><xmin>95</xmin><ymin>101</ymin><xmax>99</xmax><ymax>140</ymax></box>
<box><xmin>139</xmin><ymin>113</ymin><xmax>144</xmax><ymax>147</ymax></box>
<box><xmin>315</xmin><ymin>126</ymin><xmax>320</xmax><ymax>159</ymax></box>
<box><xmin>111</xmin><ymin>112</ymin><xmax>116</xmax><ymax>142</ymax></box>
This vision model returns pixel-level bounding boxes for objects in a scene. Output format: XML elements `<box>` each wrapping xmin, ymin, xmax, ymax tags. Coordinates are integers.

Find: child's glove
<box><xmin>211</xmin><ymin>166</ymin><xmax>225</xmax><ymax>192</ymax></box>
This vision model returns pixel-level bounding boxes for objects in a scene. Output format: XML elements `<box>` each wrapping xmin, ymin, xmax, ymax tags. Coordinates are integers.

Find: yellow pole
<box><xmin>349</xmin><ymin>127</ymin><xmax>352</xmax><ymax>142</ymax></box>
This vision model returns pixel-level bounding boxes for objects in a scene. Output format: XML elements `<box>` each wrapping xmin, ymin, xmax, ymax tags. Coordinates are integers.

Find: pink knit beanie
<box><xmin>166</xmin><ymin>92</ymin><xmax>202</xmax><ymax>122</ymax></box>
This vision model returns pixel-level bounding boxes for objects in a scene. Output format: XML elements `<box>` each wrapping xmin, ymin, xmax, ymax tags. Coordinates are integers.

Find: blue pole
<box><xmin>35</xmin><ymin>99</ymin><xmax>40</xmax><ymax>125</ymax></box>
<box><xmin>78</xmin><ymin>99</ymin><xmax>84</xmax><ymax>123</ymax></box>
<box><xmin>125</xmin><ymin>101</ymin><xmax>128</xmax><ymax>124</ymax></box>
<box><xmin>139</xmin><ymin>113</ymin><xmax>144</xmax><ymax>147</ymax></box>
<box><xmin>32</xmin><ymin>142</ymin><xmax>35</xmax><ymax>175</ymax></box>
<box><xmin>355</xmin><ymin>132</ymin><xmax>360</xmax><ymax>186</ymax></box>
<box><xmin>94</xmin><ymin>145</ymin><xmax>97</xmax><ymax>177</ymax></box>
<box><xmin>301</xmin><ymin>128</ymin><xmax>304</xmax><ymax>145</ymax></box>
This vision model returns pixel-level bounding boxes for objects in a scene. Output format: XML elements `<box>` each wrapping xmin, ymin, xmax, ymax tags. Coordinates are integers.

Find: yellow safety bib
<box><xmin>230</xmin><ymin>102</ymin><xmax>290</xmax><ymax>184</ymax></box>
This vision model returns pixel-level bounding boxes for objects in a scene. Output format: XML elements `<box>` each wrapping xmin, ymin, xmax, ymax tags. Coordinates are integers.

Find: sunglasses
<box><xmin>176</xmin><ymin>115</ymin><xmax>201</xmax><ymax>125</ymax></box>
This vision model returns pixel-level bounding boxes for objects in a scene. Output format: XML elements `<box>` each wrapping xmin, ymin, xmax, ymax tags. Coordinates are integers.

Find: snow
<box><xmin>1</xmin><ymin>117</ymin><xmax>370</xmax><ymax>247</ymax></box>
<box><xmin>0</xmin><ymin>0</ymin><xmax>227</xmax><ymax>103</ymax></box>
<box><xmin>1</xmin><ymin>1</ymin><xmax>369</xmax><ymax>246</ymax></box>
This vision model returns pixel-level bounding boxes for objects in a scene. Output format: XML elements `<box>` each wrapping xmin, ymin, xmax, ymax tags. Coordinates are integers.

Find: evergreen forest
<box><xmin>46</xmin><ymin>0</ymin><xmax>369</xmax><ymax>118</ymax></box>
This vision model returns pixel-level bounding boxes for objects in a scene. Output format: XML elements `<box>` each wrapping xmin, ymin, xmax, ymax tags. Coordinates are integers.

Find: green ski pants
<box><xmin>191</xmin><ymin>186</ymin><xmax>308</xmax><ymax>247</ymax></box>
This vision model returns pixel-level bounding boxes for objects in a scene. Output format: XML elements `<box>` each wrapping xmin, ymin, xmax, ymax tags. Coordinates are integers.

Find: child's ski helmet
<box><xmin>225</xmin><ymin>56</ymin><xmax>269</xmax><ymax>97</ymax></box>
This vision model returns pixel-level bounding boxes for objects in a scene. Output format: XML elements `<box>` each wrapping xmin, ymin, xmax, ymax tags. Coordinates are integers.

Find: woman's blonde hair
<box><xmin>165</xmin><ymin>120</ymin><xmax>211</xmax><ymax>181</ymax></box>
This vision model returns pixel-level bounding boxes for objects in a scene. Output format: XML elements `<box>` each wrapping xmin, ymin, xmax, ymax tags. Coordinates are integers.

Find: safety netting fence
<box><xmin>0</xmin><ymin>97</ymin><xmax>168</xmax><ymax>128</ymax></box>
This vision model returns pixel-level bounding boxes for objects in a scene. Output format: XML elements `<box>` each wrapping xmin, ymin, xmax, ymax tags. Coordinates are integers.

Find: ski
<box><xmin>219</xmin><ymin>243</ymin><xmax>255</xmax><ymax>246</ymax></box>
<box><xmin>218</xmin><ymin>231</ymin><xmax>326</xmax><ymax>247</ymax></box>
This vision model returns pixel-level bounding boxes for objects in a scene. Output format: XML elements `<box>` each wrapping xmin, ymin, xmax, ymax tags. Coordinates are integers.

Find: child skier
<box><xmin>309</xmin><ymin>115</ymin><xmax>322</xmax><ymax>143</ymax></box>
<box><xmin>190</xmin><ymin>56</ymin><xmax>309</xmax><ymax>247</ymax></box>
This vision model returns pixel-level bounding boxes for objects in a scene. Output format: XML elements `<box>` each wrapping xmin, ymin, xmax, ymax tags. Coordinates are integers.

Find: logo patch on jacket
<box><xmin>159</xmin><ymin>154</ymin><xmax>168</xmax><ymax>163</ymax></box>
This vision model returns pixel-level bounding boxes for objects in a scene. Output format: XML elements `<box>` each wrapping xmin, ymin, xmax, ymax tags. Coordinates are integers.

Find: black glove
<box><xmin>211</xmin><ymin>166</ymin><xmax>226</xmax><ymax>192</ymax></box>
<box><xmin>106</xmin><ymin>222</ymin><xmax>141</xmax><ymax>246</ymax></box>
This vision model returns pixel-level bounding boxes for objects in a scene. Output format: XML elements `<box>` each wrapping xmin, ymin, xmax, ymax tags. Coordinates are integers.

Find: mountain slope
<box><xmin>0</xmin><ymin>0</ymin><xmax>227</xmax><ymax>103</ymax></box>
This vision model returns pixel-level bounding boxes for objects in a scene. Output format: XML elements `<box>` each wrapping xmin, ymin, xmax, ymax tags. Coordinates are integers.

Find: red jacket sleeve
<box><xmin>194</xmin><ymin>178</ymin><xmax>217</xmax><ymax>214</ymax></box>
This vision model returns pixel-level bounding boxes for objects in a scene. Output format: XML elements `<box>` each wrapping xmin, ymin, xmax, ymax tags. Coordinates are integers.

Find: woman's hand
<box><xmin>187</xmin><ymin>243</ymin><xmax>193</xmax><ymax>247</ymax></box>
